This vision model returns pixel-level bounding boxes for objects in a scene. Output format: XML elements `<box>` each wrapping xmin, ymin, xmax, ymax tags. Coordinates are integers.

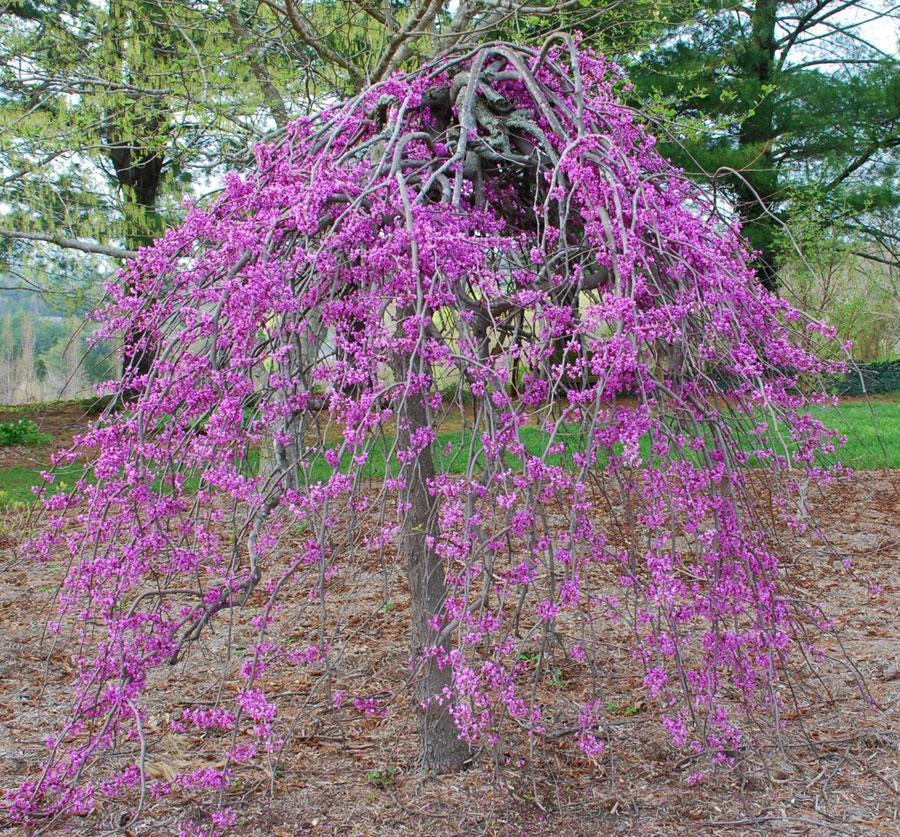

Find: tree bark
<box><xmin>393</xmin><ymin>349</ymin><xmax>469</xmax><ymax>773</ymax></box>
<box><xmin>735</xmin><ymin>0</ymin><xmax>780</xmax><ymax>292</ymax></box>
<box><xmin>113</xmin><ymin>155</ymin><xmax>164</xmax><ymax>393</ymax></box>
<box><xmin>104</xmin><ymin>0</ymin><xmax>168</xmax><ymax>392</ymax></box>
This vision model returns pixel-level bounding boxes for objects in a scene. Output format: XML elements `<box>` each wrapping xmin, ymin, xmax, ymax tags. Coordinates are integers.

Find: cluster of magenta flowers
<box><xmin>8</xmin><ymin>39</ymin><xmax>848</xmax><ymax>831</ymax></box>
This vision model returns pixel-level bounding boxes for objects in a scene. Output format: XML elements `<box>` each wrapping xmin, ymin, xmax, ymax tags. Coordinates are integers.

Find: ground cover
<box><xmin>0</xmin><ymin>469</ymin><xmax>896</xmax><ymax>834</ymax></box>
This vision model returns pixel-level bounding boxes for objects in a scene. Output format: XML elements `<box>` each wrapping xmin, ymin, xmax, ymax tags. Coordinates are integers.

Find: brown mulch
<box><xmin>0</xmin><ymin>470</ymin><xmax>897</xmax><ymax>835</ymax></box>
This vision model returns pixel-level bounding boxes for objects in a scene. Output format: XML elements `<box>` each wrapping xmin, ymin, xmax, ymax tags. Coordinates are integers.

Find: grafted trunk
<box><xmin>393</xmin><ymin>351</ymin><xmax>469</xmax><ymax>773</ymax></box>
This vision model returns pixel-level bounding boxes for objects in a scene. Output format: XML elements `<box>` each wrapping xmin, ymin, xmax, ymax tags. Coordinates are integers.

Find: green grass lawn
<box><xmin>1</xmin><ymin>397</ymin><xmax>897</xmax><ymax>507</ymax></box>
<box><xmin>809</xmin><ymin>397</ymin><xmax>900</xmax><ymax>470</ymax></box>
<box><xmin>0</xmin><ymin>463</ymin><xmax>87</xmax><ymax>506</ymax></box>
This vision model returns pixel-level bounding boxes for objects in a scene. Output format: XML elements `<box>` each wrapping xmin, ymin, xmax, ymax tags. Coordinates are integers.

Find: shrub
<box><xmin>0</xmin><ymin>419</ymin><xmax>51</xmax><ymax>446</ymax></box>
<box><xmin>834</xmin><ymin>359</ymin><xmax>900</xmax><ymax>396</ymax></box>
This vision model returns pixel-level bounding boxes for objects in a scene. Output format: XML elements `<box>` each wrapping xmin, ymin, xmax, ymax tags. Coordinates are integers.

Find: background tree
<box><xmin>1</xmin><ymin>0</ymin><xmax>654</xmax><ymax>387</ymax></box>
<box><xmin>776</xmin><ymin>191</ymin><xmax>900</xmax><ymax>358</ymax></box>
<box><xmin>1</xmin><ymin>0</ymin><xmax>313</xmax><ymax>384</ymax></box>
<box><xmin>0</xmin><ymin>0</ymin><xmax>319</xmax><ymax>286</ymax></box>
<box><xmin>629</xmin><ymin>0</ymin><xmax>899</xmax><ymax>290</ymax></box>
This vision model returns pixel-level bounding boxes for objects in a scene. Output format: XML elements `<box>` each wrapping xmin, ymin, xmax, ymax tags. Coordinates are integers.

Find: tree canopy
<box><xmin>8</xmin><ymin>41</ymin><xmax>850</xmax><ymax>832</ymax></box>
<box><xmin>2</xmin><ymin>0</ymin><xmax>896</xmax><ymax>309</ymax></box>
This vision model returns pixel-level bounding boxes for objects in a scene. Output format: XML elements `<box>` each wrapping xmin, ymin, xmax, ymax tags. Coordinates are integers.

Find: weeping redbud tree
<box><xmin>12</xmin><ymin>39</ymin><xmax>848</xmax><ymax>830</ymax></box>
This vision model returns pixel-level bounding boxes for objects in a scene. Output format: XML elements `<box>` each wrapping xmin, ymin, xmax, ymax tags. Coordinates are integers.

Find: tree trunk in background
<box><xmin>63</xmin><ymin>326</ymin><xmax>87</xmax><ymax>399</ymax></box>
<box><xmin>735</xmin><ymin>0</ymin><xmax>780</xmax><ymax>292</ymax></box>
<box><xmin>108</xmin><ymin>144</ymin><xmax>165</xmax><ymax>389</ymax></box>
<box><xmin>104</xmin><ymin>0</ymin><xmax>168</xmax><ymax>393</ymax></box>
<box><xmin>1</xmin><ymin>314</ymin><xmax>13</xmax><ymax>403</ymax></box>
<box><xmin>15</xmin><ymin>316</ymin><xmax>36</xmax><ymax>402</ymax></box>
<box><xmin>392</xmin><ymin>349</ymin><xmax>469</xmax><ymax>773</ymax></box>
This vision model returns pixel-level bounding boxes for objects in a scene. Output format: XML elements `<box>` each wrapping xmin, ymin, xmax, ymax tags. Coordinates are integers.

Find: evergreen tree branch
<box><xmin>0</xmin><ymin>229</ymin><xmax>137</xmax><ymax>260</ymax></box>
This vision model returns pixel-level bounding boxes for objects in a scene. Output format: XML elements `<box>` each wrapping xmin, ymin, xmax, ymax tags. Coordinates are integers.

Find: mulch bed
<box><xmin>0</xmin><ymin>471</ymin><xmax>896</xmax><ymax>835</ymax></box>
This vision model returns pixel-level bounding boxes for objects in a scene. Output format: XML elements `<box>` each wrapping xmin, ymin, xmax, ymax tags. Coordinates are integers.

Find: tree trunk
<box><xmin>105</xmin><ymin>0</ymin><xmax>167</xmax><ymax>392</ymax></box>
<box><xmin>393</xmin><ymin>350</ymin><xmax>469</xmax><ymax>773</ymax></box>
<box><xmin>736</xmin><ymin>0</ymin><xmax>780</xmax><ymax>292</ymax></box>
<box><xmin>108</xmin><ymin>147</ymin><xmax>164</xmax><ymax>394</ymax></box>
